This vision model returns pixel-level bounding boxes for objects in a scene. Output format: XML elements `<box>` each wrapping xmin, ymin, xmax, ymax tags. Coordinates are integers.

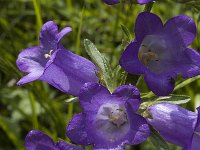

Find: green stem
<box><xmin>174</xmin><ymin>75</ymin><xmax>200</xmax><ymax>91</ymax></box>
<box><xmin>76</xmin><ymin>6</ymin><xmax>85</xmax><ymax>55</ymax></box>
<box><xmin>66</xmin><ymin>102</ymin><xmax>74</xmax><ymax>141</ymax></box>
<box><xmin>32</xmin><ymin>0</ymin><xmax>43</xmax><ymax>41</ymax></box>
<box><xmin>143</xmin><ymin>1</ymin><xmax>154</xmax><ymax>12</ymax></box>
<box><xmin>29</xmin><ymin>92</ymin><xmax>38</xmax><ymax>129</ymax></box>
<box><xmin>136</xmin><ymin>75</ymin><xmax>143</xmax><ymax>87</ymax></box>
<box><xmin>66</xmin><ymin>0</ymin><xmax>72</xmax><ymax>12</ymax></box>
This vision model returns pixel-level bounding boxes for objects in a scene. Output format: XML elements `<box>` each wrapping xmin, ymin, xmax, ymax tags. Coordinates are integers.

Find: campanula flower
<box><xmin>103</xmin><ymin>0</ymin><xmax>153</xmax><ymax>5</ymax></box>
<box><xmin>25</xmin><ymin>130</ymin><xmax>83</xmax><ymax>150</ymax></box>
<box><xmin>66</xmin><ymin>83</ymin><xmax>150</xmax><ymax>149</ymax></box>
<box><xmin>120</xmin><ymin>12</ymin><xmax>200</xmax><ymax>96</ymax></box>
<box><xmin>16</xmin><ymin>21</ymin><xmax>98</xmax><ymax>96</ymax></box>
<box><xmin>103</xmin><ymin>0</ymin><xmax>119</xmax><ymax>5</ymax></box>
<box><xmin>148</xmin><ymin>103</ymin><xmax>200</xmax><ymax>150</ymax></box>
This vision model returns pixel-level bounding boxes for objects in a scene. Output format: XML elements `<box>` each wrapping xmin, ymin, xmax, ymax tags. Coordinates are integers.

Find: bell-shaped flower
<box><xmin>148</xmin><ymin>102</ymin><xmax>200</xmax><ymax>150</ymax></box>
<box><xmin>120</xmin><ymin>12</ymin><xmax>200</xmax><ymax>96</ymax></box>
<box><xmin>25</xmin><ymin>130</ymin><xmax>83</xmax><ymax>150</ymax></box>
<box><xmin>103</xmin><ymin>0</ymin><xmax>119</xmax><ymax>5</ymax></box>
<box><xmin>16</xmin><ymin>21</ymin><xmax>98</xmax><ymax>96</ymax></box>
<box><xmin>66</xmin><ymin>83</ymin><xmax>150</xmax><ymax>149</ymax></box>
<box><xmin>103</xmin><ymin>0</ymin><xmax>153</xmax><ymax>5</ymax></box>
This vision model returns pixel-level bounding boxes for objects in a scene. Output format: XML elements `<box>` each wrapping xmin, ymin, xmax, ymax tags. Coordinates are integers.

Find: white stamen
<box><xmin>44</xmin><ymin>50</ymin><xmax>54</xmax><ymax>58</ymax></box>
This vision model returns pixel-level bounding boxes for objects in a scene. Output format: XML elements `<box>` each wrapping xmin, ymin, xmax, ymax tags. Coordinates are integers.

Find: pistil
<box><xmin>109</xmin><ymin>108</ymin><xmax>127</xmax><ymax>128</ymax></box>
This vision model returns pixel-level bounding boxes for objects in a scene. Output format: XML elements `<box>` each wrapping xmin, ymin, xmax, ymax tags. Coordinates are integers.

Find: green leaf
<box><xmin>150</xmin><ymin>127</ymin><xmax>169</xmax><ymax>150</ymax></box>
<box><xmin>155</xmin><ymin>94</ymin><xmax>191</xmax><ymax>105</ymax></box>
<box><xmin>121</xmin><ymin>24</ymin><xmax>132</xmax><ymax>42</ymax></box>
<box><xmin>174</xmin><ymin>75</ymin><xmax>200</xmax><ymax>91</ymax></box>
<box><xmin>140</xmin><ymin>94</ymin><xmax>191</xmax><ymax>114</ymax></box>
<box><xmin>84</xmin><ymin>39</ymin><xmax>115</xmax><ymax>91</ymax></box>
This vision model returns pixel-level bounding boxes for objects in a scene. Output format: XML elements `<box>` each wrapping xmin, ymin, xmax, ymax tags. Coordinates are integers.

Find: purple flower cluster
<box><xmin>16</xmin><ymin>3</ymin><xmax>200</xmax><ymax>150</ymax></box>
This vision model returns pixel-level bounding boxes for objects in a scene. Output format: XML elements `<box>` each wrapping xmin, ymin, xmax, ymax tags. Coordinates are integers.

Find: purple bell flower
<box><xmin>137</xmin><ymin>0</ymin><xmax>154</xmax><ymax>4</ymax></box>
<box><xmin>16</xmin><ymin>21</ymin><xmax>98</xmax><ymax>96</ymax></box>
<box><xmin>120</xmin><ymin>12</ymin><xmax>200</xmax><ymax>96</ymax></box>
<box><xmin>103</xmin><ymin>0</ymin><xmax>119</xmax><ymax>5</ymax></box>
<box><xmin>66</xmin><ymin>83</ymin><xmax>150</xmax><ymax>149</ymax></box>
<box><xmin>148</xmin><ymin>102</ymin><xmax>200</xmax><ymax>150</ymax></box>
<box><xmin>25</xmin><ymin>130</ymin><xmax>83</xmax><ymax>150</ymax></box>
<box><xmin>103</xmin><ymin>0</ymin><xmax>153</xmax><ymax>5</ymax></box>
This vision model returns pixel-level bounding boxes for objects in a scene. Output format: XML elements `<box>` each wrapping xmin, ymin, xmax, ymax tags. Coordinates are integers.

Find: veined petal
<box><xmin>125</xmin><ymin>100</ymin><xmax>150</xmax><ymax>145</ymax></box>
<box><xmin>144</xmin><ymin>71</ymin><xmax>176</xmax><ymax>96</ymax></box>
<box><xmin>137</xmin><ymin>0</ymin><xmax>153</xmax><ymax>4</ymax></box>
<box><xmin>135</xmin><ymin>12</ymin><xmax>163</xmax><ymax>42</ymax></box>
<box><xmin>56</xmin><ymin>27</ymin><xmax>72</xmax><ymax>42</ymax></box>
<box><xmin>119</xmin><ymin>41</ymin><xmax>145</xmax><ymax>75</ymax></box>
<box><xmin>177</xmin><ymin>48</ymin><xmax>200</xmax><ymax>78</ymax></box>
<box><xmin>25</xmin><ymin>130</ymin><xmax>58</xmax><ymax>150</ymax></box>
<box><xmin>17</xmin><ymin>71</ymin><xmax>43</xmax><ymax>85</ymax></box>
<box><xmin>112</xmin><ymin>85</ymin><xmax>141</xmax><ymax>112</ymax></box>
<box><xmin>148</xmin><ymin>103</ymin><xmax>197</xmax><ymax>149</ymax></box>
<box><xmin>39</xmin><ymin>21</ymin><xmax>59</xmax><ymax>50</ymax></box>
<box><xmin>66</xmin><ymin>113</ymin><xmax>93</xmax><ymax>146</ymax></box>
<box><xmin>16</xmin><ymin>46</ymin><xmax>45</xmax><ymax>73</ymax></box>
<box><xmin>79</xmin><ymin>83</ymin><xmax>111</xmax><ymax>113</ymax></box>
<box><xmin>164</xmin><ymin>15</ymin><xmax>196</xmax><ymax>47</ymax></box>
<box><xmin>40</xmin><ymin>49</ymin><xmax>98</xmax><ymax>96</ymax></box>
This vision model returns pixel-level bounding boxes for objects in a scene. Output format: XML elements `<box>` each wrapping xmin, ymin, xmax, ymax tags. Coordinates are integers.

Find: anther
<box><xmin>44</xmin><ymin>50</ymin><xmax>54</xmax><ymax>58</ymax></box>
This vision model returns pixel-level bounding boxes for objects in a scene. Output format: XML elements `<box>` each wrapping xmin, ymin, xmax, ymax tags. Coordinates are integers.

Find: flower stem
<box><xmin>76</xmin><ymin>6</ymin><xmax>85</xmax><ymax>55</ymax></box>
<box><xmin>29</xmin><ymin>92</ymin><xmax>38</xmax><ymax>129</ymax></box>
<box><xmin>66</xmin><ymin>101</ymin><xmax>74</xmax><ymax>141</ymax></box>
<box><xmin>32</xmin><ymin>0</ymin><xmax>43</xmax><ymax>39</ymax></box>
<box><xmin>143</xmin><ymin>1</ymin><xmax>154</xmax><ymax>12</ymax></box>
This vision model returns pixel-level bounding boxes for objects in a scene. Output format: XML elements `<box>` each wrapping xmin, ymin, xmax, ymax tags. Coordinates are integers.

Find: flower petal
<box><xmin>40</xmin><ymin>49</ymin><xmax>98</xmax><ymax>96</ymax></box>
<box><xmin>179</xmin><ymin>48</ymin><xmax>200</xmax><ymax>78</ymax></box>
<box><xmin>56</xmin><ymin>27</ymin><xmax>72</xmax><ymax>42</ymax></box>
<box><xmin>16</xmin><ymin>46</ymin><xmax>45</xmax><ymax>85</ymax></box>
<box><xmin>144</xmin><ymin>71</ymin><xmax>176</xmax><ymax>96</ymax></box>
<box><xmin>16</xmin><ymin>46</ymin><xmax>45</xmax><ymax>73</ymax></box>
<box><xmin>124</xmin><ymin>100</ymin><xmax>150</xmax><ymax>145</ymax></box>
<box><xmin>135</xmin><ymin>12</ymin><xmax>163</xmax><ymax>42</ymax></box>
<box><xmin>56</xmin><ymin>141</ymin><xmax>83</xmax><ymax>150</ymax></box>
<box><xmin>164</xmin><ymin>15</ymin><xmax>196</xmax><ymax>47</ymax></box>
<box><xmin>137</xmin><ymin>0</ymin><xmax>153</xmax><ymax>4</ymax></box>
<box><xmin>39</xmin><ymin>21</ymin><xmax>59</xmax><ymax>50</ymax></box>
<box><xmin>79</xmin><ymin>83</ymin><xmax>111</xmax><ymax>112</ymax></box>
<box><xmin>103</xmin><ymin>0</ymin><xmax>119</xmax><ymax>5</ymax></box>
<box><xmin>66</xmin><ymin>113</ymin><xmax>93</xmax><ymax>146</ymax></box>
<box><xmin>112</xmin><ymin>85</ymin><xmax>141</xmax><ymax>112</ymax></box>
<box><xmin>191</xmin><ymin>106</ymin><xmax>200</xmax><ymax>150</ymax></box>
<box><xmin>148</xmin><ymin>103</ymin><xmax>197</xmax><ymax>149</ymax></box>
<box><xmin>17</xmin><ymin>71</ymin><xmax>43</xmax><ymax>85</ymax></box>
<box><xmin>25</xmin><ymin>130</ymin><xmax>58</xmax><ymax>150</ymax></box>
<box><xmin>119</xmin><ymin>41</ymin><xmax>145</xmax><ymax>75</ymax></box>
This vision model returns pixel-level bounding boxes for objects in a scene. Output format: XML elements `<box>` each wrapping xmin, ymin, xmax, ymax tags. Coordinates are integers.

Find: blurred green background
<box><xmin>0</xmin><ymin>0</ymin><xmax>200</xmax><ymax>149</ymax></box>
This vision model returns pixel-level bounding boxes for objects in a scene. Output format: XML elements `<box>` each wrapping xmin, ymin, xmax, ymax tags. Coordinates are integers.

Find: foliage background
<box><xmin>0</xmin><ymin>0</ymin><xmax>200</xmax><ymax>149</ymax></box>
